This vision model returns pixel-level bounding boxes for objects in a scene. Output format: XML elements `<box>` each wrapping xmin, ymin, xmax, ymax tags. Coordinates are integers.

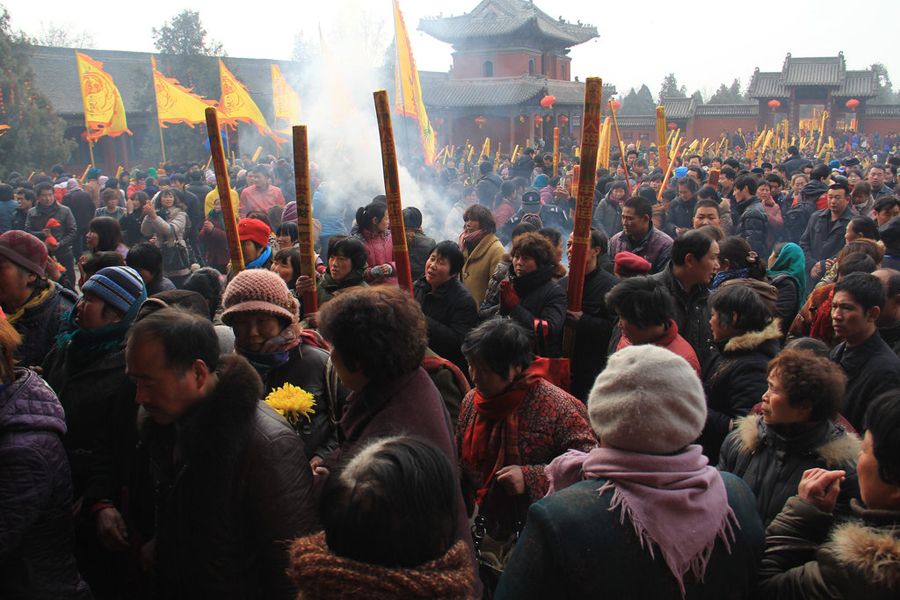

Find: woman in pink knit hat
<box><xmin>221</xmin><ymin>269</ymin><xmax>347</xmax><ymax>466</ymax></box>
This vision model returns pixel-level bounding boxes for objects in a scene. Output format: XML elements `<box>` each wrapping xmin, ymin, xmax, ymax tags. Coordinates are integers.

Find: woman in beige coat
<box><xmin>459</xmin><ymin>205</ymin><xmax>506</xmax><ymax>306</ymax></box>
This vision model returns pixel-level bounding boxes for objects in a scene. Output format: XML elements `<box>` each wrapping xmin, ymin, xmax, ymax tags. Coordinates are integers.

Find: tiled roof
<box><xmin>419</xmin><ymin>0</ymin><xmax>597</xmax><ymax>47</ymax></box>
<box><xmin>421</xmin><ymin>75</ymin><xmax>614</xmax><ymax>109</ymax></box>
<box><xmin>660</xmin><ymin>96</ymin><xmax>695</xmax><ymax>119</ymax></box>
<box><xmin>748</xmin><ymin>72</ymin><xmax>788</xmax><ymax>99</ymax></box>
<box><xmin>866</xmin><ymin>104</ymin><xmax>900</xmax><ymax>118</ymax></box>
<box><xmin>836</xmin><ymin>70</ymin><xmax>877</xmax><ymax>97</ymax></box>
<box><xmin>26</xmin><ymin>45</ymin><xmax>299</xmax><ymax>118</ymax></box>
<box><xmin>614</xmin><ymin>115</ymin><xmax>655</xmax><ymax>127</ymax></box>
<box><xmin>782</xmin><ymin>55</ymin><xmax>844</xmax><ymax>86</ymax></box>
<box><xmin>695</xmin><ymin>103</ymin><xmax>758</xmax><ymax>117</ymax></box>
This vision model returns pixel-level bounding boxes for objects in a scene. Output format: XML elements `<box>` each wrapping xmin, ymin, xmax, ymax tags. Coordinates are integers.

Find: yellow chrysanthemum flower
<box><xmin>265</xmin><ymin>383</ymin><xmax>316</xmax><ymax>426</ymax></box>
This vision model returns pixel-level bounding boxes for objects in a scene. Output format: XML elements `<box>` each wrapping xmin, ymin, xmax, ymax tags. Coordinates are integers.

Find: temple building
<box><xmin>418</xmin><ymin>0</ymin><xmax>616</xmax><ymax>152</ymax></box>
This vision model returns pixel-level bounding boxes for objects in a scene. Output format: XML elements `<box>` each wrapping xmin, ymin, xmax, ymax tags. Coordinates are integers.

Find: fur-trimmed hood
<box><xmin>828</xmin><ymin>518</ymin><xmax>900</xmax><ymax>591</ymax></box>
<box><xmin>734</xmin><ymin>414</ymin><xmax>860</xmax><ymax>467</ymax></box>
<box><xmin>723</xmin><ymin>319</ymin><xmax>783</xmax><ymax>353</ymax></box>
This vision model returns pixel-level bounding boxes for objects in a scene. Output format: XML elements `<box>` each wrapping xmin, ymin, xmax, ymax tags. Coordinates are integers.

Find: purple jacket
<box><xmin>609</xmin><ymin>225</ymin><xmax>674</xmax><ymax>274</ymax></box>
<box><xmin>0</xmin><ymin>368</ymin><xmax>91</xmax><ymax>599</ymax></box>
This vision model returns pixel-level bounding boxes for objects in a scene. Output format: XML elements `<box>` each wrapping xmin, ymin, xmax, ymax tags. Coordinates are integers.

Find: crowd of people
<box><xmin>1</xmin><ymin>132</ymin><xmax>900</xmax><ymax>599</ymax></box>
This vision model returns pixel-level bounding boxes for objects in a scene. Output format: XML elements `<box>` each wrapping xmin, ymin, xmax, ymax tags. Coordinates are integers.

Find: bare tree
<box><xmin>33</xmin><ymin>22</ymin><xmax>94</xmax><ymax>48</ymax></box>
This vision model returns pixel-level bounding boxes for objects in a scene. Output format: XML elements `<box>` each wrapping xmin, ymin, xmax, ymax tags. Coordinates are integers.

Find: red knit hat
<box><xmin>221</xmin><ymin>269</ymin><xmax>299</xmax><ymax>325</ymax></box>
<box><xmin>0</xmin><ymin>230</ymin><xmax>49</xmax><ymax>277</ymax></box>
<box><xmin>614</xmin><ymin>251</ymin><xmax>651</xmax><ymax>274</ymax></box>
<box><xmin>238</xmin><ymin>218</ymin><xmax>271</xmax><ymax>248</ymax></box>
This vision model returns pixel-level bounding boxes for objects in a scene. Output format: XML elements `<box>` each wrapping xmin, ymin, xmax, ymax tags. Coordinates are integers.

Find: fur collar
<box><xmin>139</xmin><ymin>354</ymin><xmax>263</xmax><ymax>479</ymax></box>
<box><xmin>828</xmin><ymin>521</ymin><xmax>900</xmax><ymax>590</ymax></box>
<box><xmin>723</xmin><ymin>320</ymin><xmax>783</xmax><ymax>353</ymax></box>
<box><xmin>735</xmin><ymin>414</ymin><xmax>860</xmax><ymax>467</ymax></box>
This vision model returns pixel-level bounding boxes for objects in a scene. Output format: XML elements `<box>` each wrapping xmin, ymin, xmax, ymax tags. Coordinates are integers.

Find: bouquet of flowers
<box><xmin>265</xmin><ymin>383</ymin><xmax>316</xmax><ymax>427</ymax></box>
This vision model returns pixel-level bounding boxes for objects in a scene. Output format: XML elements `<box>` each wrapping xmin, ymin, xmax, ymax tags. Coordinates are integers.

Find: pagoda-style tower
<box><xmin>419</xmin><ymin>0</ymin><xmax>612</xmax><ymax>152</ymax></box>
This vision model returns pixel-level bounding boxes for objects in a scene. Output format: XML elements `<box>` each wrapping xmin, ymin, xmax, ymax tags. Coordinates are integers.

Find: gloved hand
<box><xmin>499</xmin><ymin>280</ymin><xmax>520</xmax><ymax>314</ymax></box>
<box><xmin>366</xmin><ymin>263</ymin><xmax>394</xmax><ymax>282</ymax></box>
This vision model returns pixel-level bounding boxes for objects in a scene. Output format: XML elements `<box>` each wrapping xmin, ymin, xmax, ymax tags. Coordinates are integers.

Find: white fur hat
<box><xmin>588</xmin><ymin>344</ymin><xmax>706</xmax><ymax>454</ymax></box>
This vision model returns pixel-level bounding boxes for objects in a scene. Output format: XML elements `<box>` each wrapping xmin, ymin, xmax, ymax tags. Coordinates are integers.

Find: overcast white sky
<box><xmin>5</xmin><ymin>0</ymin><xmax>899</xmax><ymax>100</ymax></box>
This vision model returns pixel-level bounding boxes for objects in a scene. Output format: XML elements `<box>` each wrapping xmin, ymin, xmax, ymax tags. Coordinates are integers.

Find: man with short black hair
<box><xmin>873</xmin><ymin>268</ymin><xmax>900</xmax><ymax>357</ymax></box>
<box><xmin>867</xmin><ymin>164</ymin><xmax>893</xmax><ymax>200</ymax></box>
<box><xmin>829</xmin><ymin>272</ymin><xmax>900</xmax><ymax>430</ymax></box>
<box><xmin>692</xmin><ymin>199</ymin><xmax>722</xmax><ymax>230</ymax></box>
<box><xmin>779</xmin><ymin>145</ymin><xmax>811</xmax><ymax>177</ymax></box>
<box><xmin>719</xmin><ymin>166</ymin><xmax>737</xmax><ymax>202</ymax></box>
<box><xmin>652</xmin><ymin>230</ymin><xmax>720</xmax><ymax>368</ymax></box>
<box><xmin>26</xmin><ymin>182</ymin><xmax>77</xmax><ymax>289</ymax></box>
<box><xmin>732</xmin><ymin>174</ymin><xmax>769</xmax><ymax>256</ymax></box>
<box><xmin>126</xmin><ymin>308</ymin><xmax>317</xmax><ymax>597</ymax></box>
<box><xmin>800</xmin><ymin>180</ymin><xmax>854</xmax><ymax>282</ymax></box>
<box><xmin>608</xmin><ymin>195</ymin><xmax>673</xmax><ymax>274</ymax></box>
<box><xmin>559</xmin><ymin>228</ymin><xmax>617</xmax><ymax>401</ymax></box>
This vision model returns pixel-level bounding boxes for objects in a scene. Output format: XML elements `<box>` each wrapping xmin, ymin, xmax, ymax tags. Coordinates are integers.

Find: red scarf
<box><xmin>809</xmin><ymin>286</ymin><xmax>836</xmax><ymax>344</ymax></box>
<box><xmin>461</xmin><ymin>361</ymin><xmax>550</xmax><ymax>503</ymax></box>
<box><xmin>458</xmin><ymin>228</ymin><xmax>488</xmax><ymax>252</ymax></box>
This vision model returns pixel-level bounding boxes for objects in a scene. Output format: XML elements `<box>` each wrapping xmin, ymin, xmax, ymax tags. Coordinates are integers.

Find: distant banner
<box><xmin>271</xmin><ymin>64</ymin><xmax>301</xmax><ymax>134</ymax></box>
<box><xmin>392</xmin><ymin>0</ymin><xmax>436</xmax><ymax>165</ymax></box>
<box><xmin>218</xmin><ymin>59</ymin><xmax>276</xmax><ymax>140</ymax></box>
<box><xmin>75</xmin><ymin>51</ymin><xmax>131</xmax><ymax>141</ymax></box>
<box><xmin>152</xmin><ymin>56</ymin><xmax>216</xmax><ymax>127</ymax></box>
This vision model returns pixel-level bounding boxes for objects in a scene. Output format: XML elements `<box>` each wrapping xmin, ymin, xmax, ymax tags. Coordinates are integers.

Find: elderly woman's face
<box><xmin>468</xmin><ymin>360</ymin><xmax>521</xmax><ymax>397</ymax></box>
<box><xmin>760</xmin><ymin>370</ymin><xmax>810</xmax><ymax>426</ymax></box>
<box><xmin>230</xmin><ymin>312</ymin><xmax>283</xmax><ymax>353</ymax></box>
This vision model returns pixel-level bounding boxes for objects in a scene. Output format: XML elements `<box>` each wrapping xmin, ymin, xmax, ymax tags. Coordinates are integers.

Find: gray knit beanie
<box><xmin>588</xmin><ymin>344</ymin><xmax>706</xmax><ymax>454</ymax></box>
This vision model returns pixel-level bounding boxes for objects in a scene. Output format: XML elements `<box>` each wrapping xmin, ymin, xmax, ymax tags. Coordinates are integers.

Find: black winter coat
<box><xmin>558</xmin><ymin>267</ymin><xmax>618</xmax><ymax>401</ymax></box>
<box><xmin>414</xmin><ymin>276</ymin><xmax>478</xmax><ymax>372</ymax></box>
<box><xmin>771</xmin><ymin>274</ymin><xmax>800</xmax><ymax>338</ymax></box>
<box><xmin>10</xmin><ymin>283</ymin><xmax>76</xmax><ymax>368</ymax></box>
<box><xmin>830</xmin><ymin>332</ymin><xmax>900</xmax><ymax>431</ymax></box>
<box><xmin>261</xmin><ymin>341</ymin><xmax>348</xmax><ymax>461</ymax></box>
<box><xmin>42</xmin><ymin>342</ymin><xmax>135</xmax><ymax>503</ymax></box>
<box><xmin>663</xmin><ymin>197</ymin><xmax>696</xmax><ymax>238</ymax></box>
<box><xmin>141</xmin><ymin>355</ymin><xmax>318</xmax><ymax>599</ymax></box>
<box><xmin>0</xmin><ymin>368</ymin><xmax>91</xmax><ymax>599</ymax></box>
<box><xmin>507</xmin><ymin>266</ymin><xmax>567</xmax><ymax>357</ymax></box>
<box><xmin>652</xmin><ymin>266</ymin><xmax>716</xmax><ymax>369</ymax></box>
<box><xmin>476</xmin><ymin>172</ymin><xmax>502</xmax><ymax>206</ymax></box>
<box><xmin>407</xmin><ymin>231</ymin><xmax>436</xmax><ymax>281</ymax></box>
<box><xmin>799</xmin><ymin>206</ymin><xmax>853</xmax><ymax>272</ymax></box>
<box><xmin>734</xmin><ymin>196</ymin><xmax>769</xmax><ymax>256</ymax></box>
<box><xmin>719</xmin><ymin>415</ymin><xmax>860</xmax><ymax>526</ymax></box>
<box><xmin>699</xmin><ymin>321</ymin><xmax>782</xmax><ymax>463</ymax></box>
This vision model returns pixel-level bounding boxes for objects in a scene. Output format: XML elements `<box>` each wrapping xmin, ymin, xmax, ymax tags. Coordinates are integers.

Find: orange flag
<box><xmin>392</xmin><ymin>0</ymin><xmax>436</xmax><ymax>165</ymax></box>
<box><xmin>75</xmin><ymin>51</ymin><xmax>131</xmax><ymax>141</ymax></box>
<box><xmin>271</xmin><ymin>64</ymin><xmax>301</xmax><ymax>135</ymax></box>
<box><xmin>0</xmin><ymin>124</ymin><xmax>9</xmax><ymax>137</ymax></box>
<box><xmin>151</xmin><ymin>56</ymin><xmax>216</xmax><ymax>127</ymax></box>
<box><xmin>218</xmin><ymin>59</ymin><xmax>274</xmax><ymax>138</ymax></box>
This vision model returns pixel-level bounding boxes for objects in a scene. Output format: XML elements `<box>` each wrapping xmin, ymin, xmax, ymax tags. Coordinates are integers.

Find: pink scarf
<box><xmin>546</xmin><ymin>445</ymin><xmax>738</xmax><ymax>597</ymax></box>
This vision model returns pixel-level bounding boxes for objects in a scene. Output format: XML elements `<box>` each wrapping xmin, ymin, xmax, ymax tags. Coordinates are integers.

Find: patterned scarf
<box><xmin>239</xmin><ymin>321</ymin><xmax>304</xmax><ymax>376</ymax></box>
<box><xmin>458</xmin><ymin>229</ymin><xmax>488</xmax><ymax>252</ymax></box>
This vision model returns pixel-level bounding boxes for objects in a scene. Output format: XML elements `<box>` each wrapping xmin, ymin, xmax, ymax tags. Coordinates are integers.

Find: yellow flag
<box><xmin>218</xmin><ymin>59</ymin><xmax>273</xmax><ymax>137</ymax></box>
<box><xmin>151</xmin><ymin>56</ymin><xmax>216</xmax><ymax>127</ymax></box>
<box><xmin>75</xmin><ymin>51</ymin><xmax>131</xmax><ymax>141</ymax></box>
<box><xmin>392</xmin><ymin>0</ymin><xmax>436</xmax><ymax>165</ymax></box>
<box><xmin>0</xmin><ymin>124</ymin><xmax>9</xmax><ymax>137</ymax></box>
<box><xmin>271</xmin><ymin>64</ymin><xmax>301</xmax><ymax>134</ymax></box>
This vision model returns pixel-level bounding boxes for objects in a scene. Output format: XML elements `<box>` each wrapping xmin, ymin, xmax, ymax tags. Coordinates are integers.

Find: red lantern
<box><xmin>558</xmin><ymin>114</ymin><xmax>569</xmax><ymax>126</ymax></box>
<box><xmin>474</xmin><ymin>115</ymin><xmax>486</xmax><ymax>129</ymax></box>
<box><xmin>767</xmin><ymin>99</ymin><xmax>781</xmax><ymax>110</ymax></box>
<box><xmin>668</xmin><ymin>122</ymin><xmax>677</xmax><ymax>130</ymax></box>
<box><xmin>534</xmin><ymin>114</ymin><xmax>543</xmax><ymax>126</ymax></box>
<box><xmin>845</xmin><ymin>98</ymin><xmax>860</xmax><ymax>111</ymax></box>
<box><xmin>540</xmin><ymin>95</ymin><xmax>556</xmax><ymax>109</ymax></box>
<box><xmin>434</xmin><ymin>117</ymin><xmax>444</xmax><ymax>127</ymax></box>
<box><xmin>610</xmin><ymin>100</ymin><xmax>622</xmax><ymax>111</ymax></box>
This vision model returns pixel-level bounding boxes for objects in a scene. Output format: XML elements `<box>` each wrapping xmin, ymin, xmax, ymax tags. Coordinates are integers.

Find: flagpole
<box><xmin>158</xmin><ymin>126</ymin><xmax>167</xmax><ymax>164</ymax></box>
<box><xmin>150</xmin><ymin>57</ymin><xmax>167</xmax><ymax>164</ymax></box>
<box><xmin>88</xmin><ymin>140</ymin><xmax>95</xmax><ymax>165</ymax></box>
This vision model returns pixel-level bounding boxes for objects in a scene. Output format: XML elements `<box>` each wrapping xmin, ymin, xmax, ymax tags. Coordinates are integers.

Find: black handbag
<box><xmin>472</xmin><ymin>477</ymin><xmax>529</xmax><ymax>598</ymax></box>
<box><xmin>160</xmin><ymin>225</ymin><xmax>190</xmax><ymax>273</ymax></box>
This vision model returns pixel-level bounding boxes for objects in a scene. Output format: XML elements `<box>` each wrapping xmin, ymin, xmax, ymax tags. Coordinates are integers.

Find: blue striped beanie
<box><xmin>82</xmin><ymin>266</ymin><xmax>147</xmax><ymax>314</ymax></box>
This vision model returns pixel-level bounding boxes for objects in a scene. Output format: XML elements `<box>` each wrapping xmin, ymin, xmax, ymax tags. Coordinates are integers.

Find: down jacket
<box><xmin>758</xmin><ymin>496</ymin><xmax>900</xmax><ymax>599</ymax></box>
<box><xmin>719</xmin><ymin>414</ymin><xmax>860</xmax><ymax>525</ymax></box>
<box><xmin>733</xmin><ymin>196</ymin><xmax>770</xmax><ymax>257</ymax></box>
<box><xmin>0</xmin><ymin>368</ymin><xmax>91</xmax><ymax>599</ymax></box>
<box><xmin>699</xmin><ymin>320</ymin><xmax>782</xmax><ymax>463</ymax></box>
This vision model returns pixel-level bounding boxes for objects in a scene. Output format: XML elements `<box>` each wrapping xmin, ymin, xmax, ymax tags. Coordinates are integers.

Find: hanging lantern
<box><xmin>767</xmin><ymin>99</ymin><xmax>781</xmax><ymax>110</ymax></box>
<box><xmin>668</xmin><ymin>122</ymin><xmax>677</xmax><ymax>130</ymax></box>
<box><xmin>434</xmin><ymin>117</ymin><xmax>444</xmax><ymax>127</ymax></box>
<box><xmin>610</xmin><ymin>100</ymin><xmax>622</xmax><ymax>111</ymax></box>
<box><xmin>558</xmin><ymin>114</ymin><xmax>569</xmax><ymax>126</ymax></box>
<box><xmin>474</xmin><ymin>115</ymin><xmax>486</xmax><ymax>129</ymax></box>
<box><xmin>518</xmin><ymin>114</ymin><xmax>526</xmax><ymax>124</ymax></box>
<box><xmin>534</xmin><ymin>114</ymin><xmax>543</xmax><ymax>126</ymax></box>
<box><xmin>540</xmin><ymin>95</ymin><xmax>556</xmax><ymax>109</ymax></box>
<box><xmin>845</xmin><ymin>98</ymin><xmax>860</xmax><ymax>111</ymax></box>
